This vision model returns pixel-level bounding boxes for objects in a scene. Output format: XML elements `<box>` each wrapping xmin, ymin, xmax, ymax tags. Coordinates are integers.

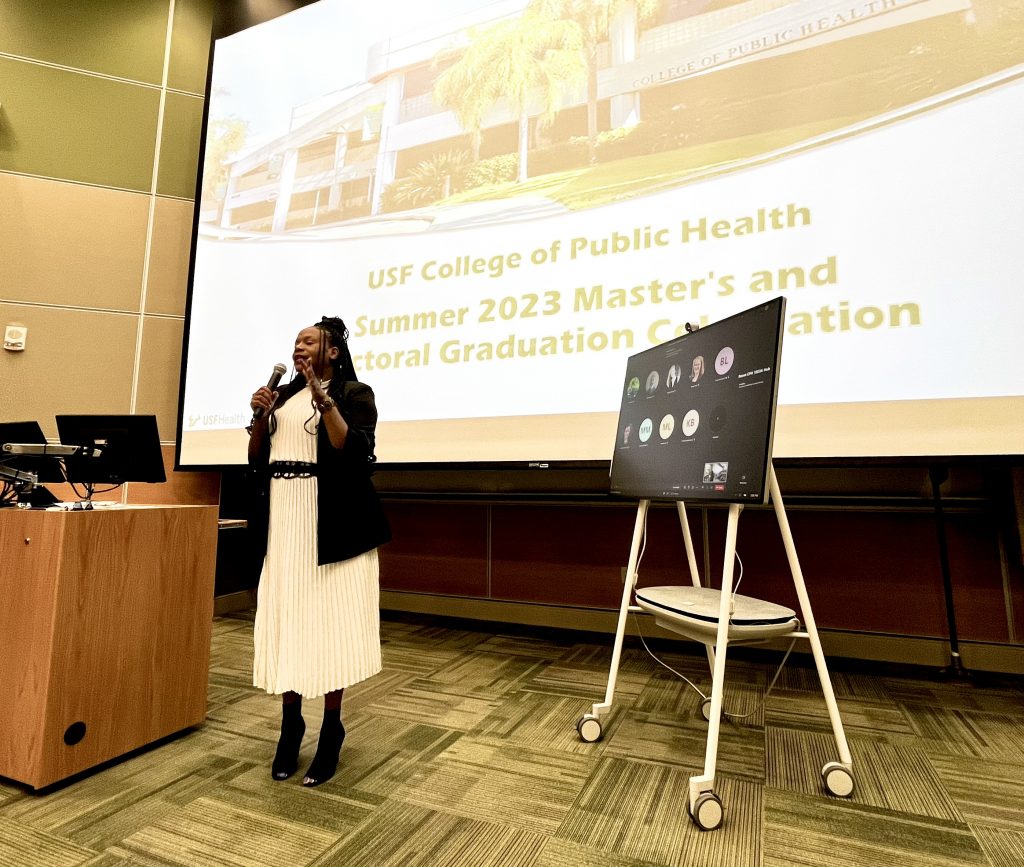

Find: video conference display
<box><xmin>179</xmin><ymin>0</ymin><xmax>1024</xmax><ymax>467</ymax></box>
<box><xmin>611</xmin><ymin>299</ymin><xmax>784</xmax><ymax>503</ymax></box>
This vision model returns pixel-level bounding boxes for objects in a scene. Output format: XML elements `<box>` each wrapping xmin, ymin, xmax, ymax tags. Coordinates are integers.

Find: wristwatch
<box><xmin>317</xmin><ymin>396</ymin><xmax>336</xmax><ymax>413</ymax></box>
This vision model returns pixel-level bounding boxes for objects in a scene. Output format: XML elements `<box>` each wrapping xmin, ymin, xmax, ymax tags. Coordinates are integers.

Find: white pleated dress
<box><xmin>253</xmin><ymin>390</ymin><xmax>382</xmax><ymax>698</ymax></box>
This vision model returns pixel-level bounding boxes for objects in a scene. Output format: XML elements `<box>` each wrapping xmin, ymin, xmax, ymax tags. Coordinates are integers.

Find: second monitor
<box><xmin>56</xmin><ymin>415</ymin><xmax>167</xmax><ymax>485</ymax></box>
<box><xmin>610</xmin><ymin>298</ymin><xmax>786</xmax><ymax>504</ymax></box>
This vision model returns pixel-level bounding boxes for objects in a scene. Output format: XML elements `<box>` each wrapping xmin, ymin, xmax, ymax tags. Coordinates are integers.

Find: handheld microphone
<box><xmin>252</xmin><ymin>363</ymin><xmax>288</xmax><ymax>421</ymax></box>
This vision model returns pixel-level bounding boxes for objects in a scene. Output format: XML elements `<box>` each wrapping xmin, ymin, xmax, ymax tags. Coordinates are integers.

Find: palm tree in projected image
<box><xmin>201</xmin><ymin>87</ymin><xmax>249</xmax><ymax>214</ymax></box>
<box><xmin>382</xmin><ymin>149</ymin><xmax>472</xmax><ymax>210</ymax></box>
<box><xmin>434</xmin><ymin>10</ymin><xmax>585</xmax><ymax>182</ymax></box>
<box><xmin>529</xmin><ymin>0</ymin><xmax>662</xmax><ymax>164</ymax></box>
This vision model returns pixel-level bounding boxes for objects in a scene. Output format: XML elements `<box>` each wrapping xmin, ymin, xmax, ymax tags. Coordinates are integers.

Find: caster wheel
<box><xmin>576</xmin><ymin>714</ymin><xmax>602</xmax><ymax>743</ymax></box>
<box><xmin>822</xmin><ymin>761</ymin><xmax>854</xmax><ymax>797</ymax></box>
<box><xmin>700</xmin><ymin>697</ymin><xmax>712</xmax><ymax>722</ymax></box>
<box><xmin>691</xmin><ymin>791</ymin><xmax>724</xmax><ymax>831</ymax></box>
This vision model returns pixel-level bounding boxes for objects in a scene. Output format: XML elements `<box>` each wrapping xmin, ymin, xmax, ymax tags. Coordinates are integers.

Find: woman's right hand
<box><xmin>250</xmin><ymin>385</ymin><xmax>277</xmax><ymax>419</ymax></box>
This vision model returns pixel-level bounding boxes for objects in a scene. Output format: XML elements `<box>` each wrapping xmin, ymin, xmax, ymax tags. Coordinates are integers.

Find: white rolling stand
<box><xmin>576</xmin><ymin>464</ymin><xmax>855</xmax><ymax>831</ymax></box>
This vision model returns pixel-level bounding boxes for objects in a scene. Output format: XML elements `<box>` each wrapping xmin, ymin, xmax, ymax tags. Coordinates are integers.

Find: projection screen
<box><xmin>179</xmin><ymin>0</ymin><xmax>1024</xmax><ymax>466</ymax></box>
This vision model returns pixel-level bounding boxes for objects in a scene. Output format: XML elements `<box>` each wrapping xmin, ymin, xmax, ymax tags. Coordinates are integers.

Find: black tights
<box><xmin>283</xmin><ymin>688</ymin><xmax>342</xmax><ymax>710</ymax></box>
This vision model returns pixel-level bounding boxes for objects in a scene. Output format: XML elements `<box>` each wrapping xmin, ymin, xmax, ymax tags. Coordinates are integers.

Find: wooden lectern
<box><xmin>0</xmin><ymin>505</ymin><xmax>218</xmax><ymax>789</ymax></box>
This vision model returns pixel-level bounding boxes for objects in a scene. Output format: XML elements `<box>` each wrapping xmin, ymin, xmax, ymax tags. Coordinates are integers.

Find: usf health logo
<box><xmin>191</xmin><ymin>412</ymin><xmax>246</xmax><ymax>428</ymax></box>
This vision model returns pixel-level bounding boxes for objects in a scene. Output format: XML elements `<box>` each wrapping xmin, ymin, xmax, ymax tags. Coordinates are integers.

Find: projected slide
<box><xmin>181</xmin><ymin>0</ymin><xmax>1024</xmax><ymax>466</ymax></box>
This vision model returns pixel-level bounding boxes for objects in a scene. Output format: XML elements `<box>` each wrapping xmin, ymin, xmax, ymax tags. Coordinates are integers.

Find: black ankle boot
<box><xmin>302</xmin><ymin>717</ymin><xmax>345</xmax><ymax>787</ymax></box>
<box><xmin>271</xmin><ymin>705</ymin><xmax>306</xmax><ymax>781</ymax></box>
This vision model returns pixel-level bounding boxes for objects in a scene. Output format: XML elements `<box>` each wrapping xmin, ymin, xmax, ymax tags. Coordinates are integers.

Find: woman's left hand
<box><xmin>295</xmin><ymin>357</ymin><xmax>328</xmax><ymax>404</ymax></box>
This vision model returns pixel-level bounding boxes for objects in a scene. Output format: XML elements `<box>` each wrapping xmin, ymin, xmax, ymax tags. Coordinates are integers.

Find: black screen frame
<box><xmin>609</xmin><ymin>297</ymin><xmax>786</xmax><ymax>505</ymax></box>
<box><xmin>0</xmin><ymin>420</ymin><xmax>66</xmax><ymax>483</ymax></box>
<box><xmin>56</xmin><ymin>415</ymin><xmax>167</xmax><ymax>485</ymax></box>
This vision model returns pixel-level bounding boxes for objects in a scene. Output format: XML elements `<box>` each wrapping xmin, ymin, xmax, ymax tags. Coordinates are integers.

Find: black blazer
<box><xmin>248</xmin><ymin>378</ymin><xmax>391</xmax><ymax>566</ymax></box>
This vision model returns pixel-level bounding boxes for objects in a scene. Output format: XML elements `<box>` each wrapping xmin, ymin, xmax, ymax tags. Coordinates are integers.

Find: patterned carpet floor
<box><xmin>1</xmin><ymin>612</ymin><xmax>1023</xmax><ymax>867</ymax></box>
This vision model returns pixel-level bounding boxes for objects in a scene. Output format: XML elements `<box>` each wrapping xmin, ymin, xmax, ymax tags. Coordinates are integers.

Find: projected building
<box><xmin>210</xmin><ymin>0</ymin><xmax>971</xmax><ymax>233</ymax></box>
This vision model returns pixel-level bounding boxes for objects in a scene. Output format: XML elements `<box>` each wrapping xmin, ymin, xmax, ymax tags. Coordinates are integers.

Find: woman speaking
<box><xmin>248</xmin><ymin>316</ymin><xmax>390</xmax><ymax>787</ymax></box>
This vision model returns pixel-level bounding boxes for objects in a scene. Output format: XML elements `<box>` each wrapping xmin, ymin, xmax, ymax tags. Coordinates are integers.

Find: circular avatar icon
<box><xmin>638</xmin><ymin>418</ymin><xmax>653</xmax><ymax>442</ymax></box>
<box><xmin>715</xmin><ymin>346</ymin><xmax>734</xmax><ymax>375</ymax></box>
<box><xmin>682</xmin><ymin>409</ymin><xmax>700</xmax><ymax>437</ymax></box>
<box><xmin>659</xmin><ymin>414</ymin><xmax>675</xmax><ymax>439</ymax></box>
<box><xmin>709</xmin><ymin>405</ymin><xmax>728</xmax><ymax>434</ymax></box>
<box><xmin>626</xmin><ymin>376</ymin><xmax>640</xmax><ymax>398</ymax></box>
<box><xmin>666</xmin><ymin>364</ymin><xmax>682</xmax><ymax>389</ymax></box>
<box><xmin>622</xmin><ymin>424</ymin><xmax>633</xmax><ymax>445</ymax></box>
<box><xmin>645</xmin><ymin>371</ymin><xmax>660</xmax><ymax>394</ymax></box>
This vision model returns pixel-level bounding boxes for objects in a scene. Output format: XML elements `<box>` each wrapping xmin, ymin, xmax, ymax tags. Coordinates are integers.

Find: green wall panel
<box><xmin>0</xmin><ymin>58</ymin><xmax>159</xmax><ymax>191</ymax></box>
<box><xmin>0</xmin><ymin>0</ymin><xmax>169</xmax><ymax>84</ymax></box>
<box><xmin>168</xmin><ymin>0</ymin><xmax>215</xmax><ymax>95</ymax></box>
<box><xmin>0</xmin><ymin>304</ymin><xmax>138</xmax><ymax>437</ymax></box>
<box><xmin>157</xmin><ymin>91</ymin><xmax>205</xmax><ymax>199</ymax></box>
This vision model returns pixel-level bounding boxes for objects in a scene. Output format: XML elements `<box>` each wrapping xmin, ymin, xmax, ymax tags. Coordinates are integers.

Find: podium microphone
<box><xmin>252</xmin><ymin>363</ymin><xmax>288</xmax><ymax>422</ymax></box>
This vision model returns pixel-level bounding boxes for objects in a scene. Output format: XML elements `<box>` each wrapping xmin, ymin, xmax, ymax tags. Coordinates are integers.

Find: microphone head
<box><xmin>262</xmin><ymin>362</ymin><xmax>289</xmax><ymax>398</ymax></box>
<box><xmin>267</xmin><ymin>363</ymin><xmax>287</xmax><ymax>387</ymax></box>
<box><xmin>253</xmin><ymin>363</ymin><xmax>289</xmax><ymax>421</ymax></box>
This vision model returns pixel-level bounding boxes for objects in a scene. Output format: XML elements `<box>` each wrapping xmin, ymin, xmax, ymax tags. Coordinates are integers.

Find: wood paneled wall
<box><xmin>378</xmin><ymin>494</ymin><xmax>1024</xmax><ymax>646</ymax></box>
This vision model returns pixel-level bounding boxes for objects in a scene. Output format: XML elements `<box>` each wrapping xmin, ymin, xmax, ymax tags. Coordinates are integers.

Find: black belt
<box><xmin>269</xmin><ymin>461</ymin><xmax>317</xmax><ymax>478</ymax></box>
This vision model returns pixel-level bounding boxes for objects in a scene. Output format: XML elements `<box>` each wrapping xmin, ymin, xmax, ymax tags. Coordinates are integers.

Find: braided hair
<box><xmin>313</xmin><ymin>316</ymin><xmax>357</xmax><ymax>386</ymax></box>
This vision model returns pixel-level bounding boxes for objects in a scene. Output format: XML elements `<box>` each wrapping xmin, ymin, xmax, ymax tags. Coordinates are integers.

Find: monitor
<box><xmin>610</xmin><ymin>298</ymin><xmax>785</xmax><ymax>504</ymax></box>
<box><xmin>0</xmin><ymin>421</ymin><xmax>65</xmax><ymax>483</ymax></box>
<box><xmin>55</xmin><ymin>415</ymin><xmax>167</xmax><ymax>485</ymax></box>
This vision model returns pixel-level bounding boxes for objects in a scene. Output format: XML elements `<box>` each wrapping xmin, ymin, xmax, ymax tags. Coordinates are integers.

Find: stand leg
<box><xmin>590</xmin><ymin>500</ymin><xmax>649</xmax><ymax>720</ymax></box>
<box><xmin>930</xmin><ymin>466</ymin><xmax>972</xmax><ymax>681</ymax></box>
<box><xmin>689</xmin><ymin>503</ymin><xmax>741</xmax><ymax>816</ymax></box>
<box><xmin>676</xmin><ymin>502</ymin><xmax>702</xmax><ymax>588</ymax></box>
<box><xmin>770</xmin><ymin>468</ymin><xmax>853</xmax><ymax>770</ymax></box>
<box><xmin>677</xmin><ymin>502</ymin><xmax>716</xmax><ymax>675</ymax></box>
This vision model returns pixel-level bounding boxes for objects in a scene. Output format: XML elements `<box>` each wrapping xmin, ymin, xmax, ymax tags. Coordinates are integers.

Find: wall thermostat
<box><xmin>4</xmin><ymin>324</ymin><xmax>27</xmax><ymax>351</ymax></box>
